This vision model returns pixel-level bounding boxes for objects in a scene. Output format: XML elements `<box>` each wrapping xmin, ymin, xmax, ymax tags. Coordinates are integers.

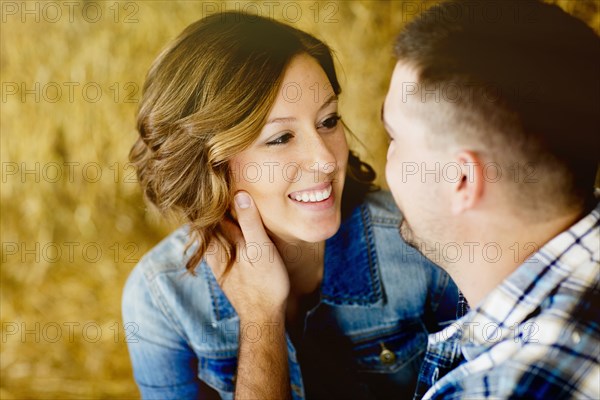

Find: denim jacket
<box><xmin>122</xmin><ymin>190</ymin><xmax>459</xmax><ymax>399</ymax></box>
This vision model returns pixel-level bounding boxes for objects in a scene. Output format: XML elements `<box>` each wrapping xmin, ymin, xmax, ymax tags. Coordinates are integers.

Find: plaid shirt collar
<box><xmin>415</xmin><ymin>202</ymin><xmax>600</xmax><ymax>399</ymax></box>
<box><xmin>460</xmin><ymin>202</ymin><xmax>600</xmax><ymax>360</ymax></box>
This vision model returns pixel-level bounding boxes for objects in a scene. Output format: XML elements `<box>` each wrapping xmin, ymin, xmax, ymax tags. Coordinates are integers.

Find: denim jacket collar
<box><xmin>321</xmin><ymin>202</ymin><xmax>384</xmax><ymax>306</ymax></box>
<box><xmin>203</xmin><ymin>202</ymin><xmax>385</xmax><ymax>322</ymax></box>
<box><xmin>202</xmin><ymin>261</ymin><xmax>237</xmax><ymax>321</ymax></box>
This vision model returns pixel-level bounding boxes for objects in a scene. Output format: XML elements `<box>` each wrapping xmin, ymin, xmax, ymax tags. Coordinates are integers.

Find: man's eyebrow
<box><xmin>266</xmin><ymin>93</ymin><xmax>338</xmax><ymax>125</ymax></box>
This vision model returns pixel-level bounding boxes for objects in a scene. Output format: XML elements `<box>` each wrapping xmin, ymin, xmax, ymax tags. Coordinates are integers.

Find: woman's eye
<box><xmin>319</xmin><ymin>114</ymin><xmax>341</xmax><ymax>130</ymax></box>
<box><xmin>267</xmin><ymin>132</ymin><xmax>294</xmax><ymax>146</ymax></box>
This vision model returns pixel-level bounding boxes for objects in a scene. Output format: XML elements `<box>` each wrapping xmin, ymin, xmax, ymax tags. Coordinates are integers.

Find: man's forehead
<box><xmin>385</xmin><ymin>61</ymin><xmax>425</xmax><ymax>120</ymax></box>
<box><xmin>384</xmin><ymin>61</ymin><xmax>453</xmax><ymax>144</ymax></box>
<box><xmin>391</xmin><ymin>61</ymin><xmax>420</xmax><ymax>90</ymax></box>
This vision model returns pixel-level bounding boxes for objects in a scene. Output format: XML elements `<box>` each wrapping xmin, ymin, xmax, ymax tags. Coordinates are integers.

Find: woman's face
<box><xmin>230</xmin><ymin>54</ymin><xmax>349</xmax><ymax>244</ymax></box>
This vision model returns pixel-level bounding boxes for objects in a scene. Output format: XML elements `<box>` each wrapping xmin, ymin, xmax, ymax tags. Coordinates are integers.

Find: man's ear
<box><xmin>451</xmin><ymin>151</ymin><xmax>484</xmax><ymax>215</ymax></box>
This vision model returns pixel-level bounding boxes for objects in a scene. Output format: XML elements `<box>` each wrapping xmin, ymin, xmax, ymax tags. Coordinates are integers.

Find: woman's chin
<box><xmin>268</xmin><ymin>218</ymin><xmax>341</xmax><ymax>246</ymax></box>
<box><xmin>296</xmin><ymin>218</ymin><xmax>341</xmax><ymax>243</ymax></box>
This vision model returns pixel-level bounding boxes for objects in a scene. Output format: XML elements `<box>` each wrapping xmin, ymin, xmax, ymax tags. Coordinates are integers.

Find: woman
<box><xmin>123</xmin><ymin>11</ymin><xmax>458</xmax><ymax>399</ymax></box>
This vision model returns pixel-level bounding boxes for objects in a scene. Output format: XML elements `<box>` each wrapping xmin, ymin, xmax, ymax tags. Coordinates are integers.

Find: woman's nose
<box><xmin>304</xmin><ymin>131</ymin><xmax>337</xmax><ymax>176</ymax></box>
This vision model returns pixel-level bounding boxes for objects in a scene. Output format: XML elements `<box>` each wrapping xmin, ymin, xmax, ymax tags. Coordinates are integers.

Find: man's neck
<box><xmin>445</xmin><ymin>207</ymin><xmax>586</xmax><ymax>308</ymax></box>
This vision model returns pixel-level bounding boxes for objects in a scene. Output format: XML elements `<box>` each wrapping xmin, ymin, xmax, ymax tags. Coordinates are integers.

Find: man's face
<box><xmin>383</xmin><ymin>61</ymin><xmax>452</xmax><ymax>258</ymax></box>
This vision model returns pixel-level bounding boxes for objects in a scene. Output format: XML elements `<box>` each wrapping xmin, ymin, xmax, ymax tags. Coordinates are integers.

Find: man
<box><xmin>382</xmin><ymin>0</ymin><xmax>599</xmax><ymax>398</ymax></box>
<box><xmin>228</xmin><ymin>0</ymin><xmax>599</xmax><ymax>398</ymax></box>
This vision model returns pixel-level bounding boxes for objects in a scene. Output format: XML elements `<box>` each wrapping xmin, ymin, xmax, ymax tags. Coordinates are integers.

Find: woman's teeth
<box><xmin>292</xmin><ymin>185</ymin><xmax>332</xmax><ymax>203</ymax></box>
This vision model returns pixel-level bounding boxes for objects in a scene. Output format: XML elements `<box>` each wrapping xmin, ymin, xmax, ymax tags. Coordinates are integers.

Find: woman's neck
<box><xmin>271</xmin><ymin>236</ymin><xmax>325</xmax><ymax>298</ymax></box>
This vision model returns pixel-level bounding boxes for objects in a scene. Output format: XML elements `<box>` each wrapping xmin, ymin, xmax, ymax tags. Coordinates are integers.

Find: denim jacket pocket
<box><xmin>351</xmin><ymin>318</ymin><xmax>427</xmax><ymax>374</ymax></box>
<box><xmin>349</xmin><ymin>318</ymin><xmax>428</xmax><ymax>398</ymax></box>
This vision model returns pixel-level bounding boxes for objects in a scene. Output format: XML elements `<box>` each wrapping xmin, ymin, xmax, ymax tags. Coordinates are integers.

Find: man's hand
<box><xmin>207</xmin><ymin>191</ymin><xmax>290</xmax><ymax>321</ymax></box>
<box><xmin>207</xmin><ymin>191</ymin><xmax>292</xmax><ymax>400</ymax></box>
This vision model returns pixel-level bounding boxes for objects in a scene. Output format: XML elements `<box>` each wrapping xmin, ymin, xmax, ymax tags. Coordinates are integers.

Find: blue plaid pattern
<box><xmin>414</xmin><ymin>203</ymin><xmax>600</xmax><ymax>399</ymax></box>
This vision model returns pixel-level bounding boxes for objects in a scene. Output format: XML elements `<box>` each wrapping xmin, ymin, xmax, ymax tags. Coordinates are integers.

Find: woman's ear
<box><xmin>451</xmin><ymin>151</ymin><xmax>484</xmax><ymax>215</ymax></box>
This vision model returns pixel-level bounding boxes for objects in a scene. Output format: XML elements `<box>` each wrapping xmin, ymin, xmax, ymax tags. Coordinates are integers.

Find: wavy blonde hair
<box><xmin>131</xmin><ymin>12</ymin><xmax>376</xmax><ymax>274</ymax></box>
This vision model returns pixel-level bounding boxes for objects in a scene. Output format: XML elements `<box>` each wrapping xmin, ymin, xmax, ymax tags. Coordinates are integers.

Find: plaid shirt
<box><xmin>414</xmin><ymin>202</ymin><xmax>600</xmax><ymax>399</ymax></box>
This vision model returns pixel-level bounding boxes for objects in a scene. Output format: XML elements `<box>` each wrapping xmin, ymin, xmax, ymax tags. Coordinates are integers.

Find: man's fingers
<box><xmin>234</xmin><ymin>191</ymin><xmax>271</xmax><ymax>246</ymax></box>
<box><xmin>221</xmin><ymin>218</ymin><xmax>243</xmax><ymax>244</ymax></box>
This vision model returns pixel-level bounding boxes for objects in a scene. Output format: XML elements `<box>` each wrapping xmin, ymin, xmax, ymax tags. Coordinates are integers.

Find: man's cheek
<box><xmin>386</xmin><ymin>142</ymin><xmax>394</xmax><ymax>161</ymax></box>
<box><xmin>385</xmin><ymin>158</ymin><xmax>399</xmax><ymax>184</ymax></box>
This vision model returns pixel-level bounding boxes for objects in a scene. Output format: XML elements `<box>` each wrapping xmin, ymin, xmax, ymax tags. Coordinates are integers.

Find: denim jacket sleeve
<box><xmin>122</xmin><ymin>261</ymin><xmax>203</xmax><ymax>399</ymax></box>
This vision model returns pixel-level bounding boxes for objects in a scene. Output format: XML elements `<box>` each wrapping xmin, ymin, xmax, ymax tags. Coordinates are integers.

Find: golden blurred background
<box><xmin>1</xmin><ymin>1</ymin><xmax>598</xmax><ymax>398</ymax></box>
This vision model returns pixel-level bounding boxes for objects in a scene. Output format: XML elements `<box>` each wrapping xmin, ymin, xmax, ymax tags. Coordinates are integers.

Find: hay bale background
<box><xmin>1</xmin><ymin>1</ymin><xmax>597</xmax><ymax>398</ymax></box>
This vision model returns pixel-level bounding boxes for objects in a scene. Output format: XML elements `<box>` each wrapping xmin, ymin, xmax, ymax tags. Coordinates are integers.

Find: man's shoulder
<box><xmin>507</xmin><ymin>280</ymin><xmax>600</xmax><ymax>398</ymax></box>
<box><xmin>426</xmin><ymin>289</ymin><xmax>600</xmax><ymax>399</ymax></box>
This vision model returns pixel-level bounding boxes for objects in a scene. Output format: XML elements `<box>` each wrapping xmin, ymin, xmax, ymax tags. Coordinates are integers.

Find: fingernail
<box><xmin>234</xmin><ymin>192</ymin><xmax>251</xmax><ymax>209</ymax></box>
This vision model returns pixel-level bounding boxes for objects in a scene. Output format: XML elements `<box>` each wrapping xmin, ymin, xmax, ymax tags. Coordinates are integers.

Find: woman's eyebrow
<box><xmin>266</xmin><ymin>94</ymin><xmax>338</xmax><ymax>125</ymax></box>
<box><xmin>266</xmin><ymin>116</ymin><xmax>296</xmax><ymax>125</ymax></box>
<box><xmin>319</xmin><ymin>93</ymin><xmax>338</xmax><ymax>111</ymax></box>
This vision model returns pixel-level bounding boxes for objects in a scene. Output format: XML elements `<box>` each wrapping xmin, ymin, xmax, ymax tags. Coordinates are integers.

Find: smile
<box><xmin>288</xmin><ymin>183</ymin><xmax>333</xmax><ymax>203</ymax></box>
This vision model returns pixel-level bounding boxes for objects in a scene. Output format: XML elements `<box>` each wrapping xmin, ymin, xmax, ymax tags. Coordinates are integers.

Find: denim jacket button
<box><xmin>379</xmin><ymin>343</ymin><xmax>396</xmax><ymax>365</ymax></box>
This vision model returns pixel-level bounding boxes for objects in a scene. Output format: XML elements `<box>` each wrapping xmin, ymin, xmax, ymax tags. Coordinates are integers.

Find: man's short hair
<box><xmin>394</xmin><ymin>0</ymin><xmax>599</xmax><ymax>213</ymax></box>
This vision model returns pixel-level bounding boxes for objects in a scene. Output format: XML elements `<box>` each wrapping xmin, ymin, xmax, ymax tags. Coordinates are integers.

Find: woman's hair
<box><xmin>131</xmin><ymin>12</ymin><xmax>376</xmax><ymax>274</ymax></box>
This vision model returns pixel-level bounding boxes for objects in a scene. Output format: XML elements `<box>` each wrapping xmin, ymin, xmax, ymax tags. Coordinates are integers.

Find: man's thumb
<box><xmin>234</xmin><ymin>191</ymin><xmax>252</xmax><ymax>210</ymax></box>
<box><xmin>234</xmin><ymin>191</ymin><xmax>269</xmax><ymax>244</ymax></box>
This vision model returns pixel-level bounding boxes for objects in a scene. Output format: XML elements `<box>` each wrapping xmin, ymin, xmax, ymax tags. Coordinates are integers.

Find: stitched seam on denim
<box><xmin>321</xmin><ymin>205</ymin><xmax>383</xmax><ymax>304</ymax></box>
<box><xmin>429</xmin><ymin>270</ymin><xmax>449</xmax><ymax>313</ymax></box>
<box><xmin>370</xmin><ymin>216</ymin><xmax>401</xmax><ymax>226</ymax></box>
<box><xmin>361</xmin><ymin>202</ymin><xmax>383</xmax><ymax>303</ymax></box>
<box><xmin>141</xmin><ymin>228</ymin><xmax>192</xmax><ymax>281</ymax></box>
<box><xmin>142</xmin><ymin>265</ymin><xmax>191</xmax><ymax>346</ymax></box>
<box><xmin>195</xmin><ymin>349</ymin><xmax>239</xmax><ymax>358</ymax></box>
<box><xmin>348</xmin><ymin>318</ymin><xmax>424</xmax><ymax>343</ymax></box>
<box><xmin>321</xmin><ymin>205</ymin><xmax>383</xmax><ymax>305</ymax></box>
<box><xmin>204</xmin><ymin>262</ymin><xmax>223</xmax><ymax>321</ymax></box>
<box><xmin>290</xmin><ymin>362</ymin><xmax>305</xmax><ymax>399</ymax></box>
<box><xmin>202</xmin><ymin>261</ymin><xmax>236</xmax><ymax>321</ymax></box>
<box><xmin>143</xmin><ymin>254</ymin><xmax>182</xmax><ymax>281</ymax></box>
